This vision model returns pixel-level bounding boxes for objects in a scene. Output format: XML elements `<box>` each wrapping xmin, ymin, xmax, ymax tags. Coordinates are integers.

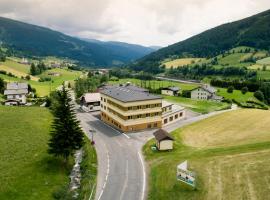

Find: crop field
<box><xmin>144</xmin><ymin>109</ymin><xmax>270</xmax><ymax>200</ymax></box>
<box><xmin>162</xmin><ymin>58</ymin><xmax>204</xmax><ymax>68</ymax></box>
<box><xmin>256</xmin><ymin>57</ymin><xmax>270</xmax><ymax>65</ymax></box>
<box><xmin>0</xmin><ymin>106</ymin><xmax>72</xmax><ymax>200</ymax></box>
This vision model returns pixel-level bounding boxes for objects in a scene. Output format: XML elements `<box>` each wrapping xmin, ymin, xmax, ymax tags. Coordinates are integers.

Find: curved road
<box><xmin>77</xmin><ymin>111</ymin><xmax>146</xmax><ymax>200</ymax></box>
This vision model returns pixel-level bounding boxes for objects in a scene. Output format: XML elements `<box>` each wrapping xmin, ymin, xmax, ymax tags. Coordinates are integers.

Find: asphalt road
<box><xmin>77</xmin><ymin>111</ymin><xmax>146</xmax><ymax>200</ymax></box>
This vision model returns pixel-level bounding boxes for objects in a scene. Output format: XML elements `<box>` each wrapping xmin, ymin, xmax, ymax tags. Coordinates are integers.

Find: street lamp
<box><xmin>89</xmin><ymin>129</ymin><xmax>96</xmax><ymax>145</ymax></box>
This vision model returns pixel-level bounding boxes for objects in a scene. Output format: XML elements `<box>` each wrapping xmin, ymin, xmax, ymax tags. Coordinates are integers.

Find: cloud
<box><xmin>0</xmin><ymin>0</ymin><xmax>269</xmax><ymax>46</ymax></box>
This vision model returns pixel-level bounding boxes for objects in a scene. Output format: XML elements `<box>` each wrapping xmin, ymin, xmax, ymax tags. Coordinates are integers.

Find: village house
<box><xmin>4</xmin><ymin>82</ymin><xmax>28</xmax><ymax>105</ymax></box>
<box><xmin>153</xmin><ymin>129</ymin><xmax>174</xmax><ymax>150</ymax></box>
<box><xmin>190</xmin><ymin>84</ymin><xmax>223</xmax><ymax>101</ymax></box>
<box><xmin>161</xmin><ymin>86</ymin><xmax>180</xmax><ymax>96</ymax></box>
<box><xmin>80</xmin><ymin>93</ymin><xmax>101</xmax><ymax>111</ymax></box>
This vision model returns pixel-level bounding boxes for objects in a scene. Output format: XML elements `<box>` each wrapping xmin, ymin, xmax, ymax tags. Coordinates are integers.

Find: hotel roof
<box><xmin>100</xmin><ymin>85</ymin><xmax>162</xmax><ymax>102</ymax></box>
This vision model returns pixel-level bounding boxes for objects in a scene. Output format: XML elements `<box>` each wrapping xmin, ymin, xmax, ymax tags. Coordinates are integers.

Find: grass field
<box><xmin>1</xmin><ymin>59</ymin><xmax>30</xmax><ymax>73</ymax></box>
<box><xmin>217</xmin><ymin>88</ymin><xmax>257</xmax><ymax>103</ymax></box>
<box><xmin>144</xmin><ymin>109</ymin><xmax>270</xmax><ymax>200</ymax></box>
<box><xmin>163</xmin><ymin>58</ymin><xmax>204</xmax><ymax>68</ymax></box>
<box><xmin>163</xmin><ymin>95</ymin><xmax>230</xmax><ymax>114</ymax></box>
<box><xmin>0</xmin><ymin>106</ymin><xmax>72</xmax><ymax>200</ymax></box>
<box><xmin>110</xmin><ymin>78</ymin><xmax>198</xmax><ymax>91</ymax></box>
<box><xmin>0</xmin><ymin>68</ymin><xmax>81</xmax><ymax>96</ymax></box>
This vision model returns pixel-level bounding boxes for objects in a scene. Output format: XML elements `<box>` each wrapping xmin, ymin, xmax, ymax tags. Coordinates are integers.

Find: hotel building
<box><xmin>100</xmin><ymin>85</ymin><xmax>163</xmax><ymax>132</ymax></box>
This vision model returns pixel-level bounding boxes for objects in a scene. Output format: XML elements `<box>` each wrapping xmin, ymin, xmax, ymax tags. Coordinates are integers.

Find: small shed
<box><xmin>161</xmin><ymin>86</ymin><xmax>180</xmax><ymax>96</ymax></box>
<box><xmin>153</xmin><ymin>129</ymin><xmax>174</xmax><ymax>150</ymax></box>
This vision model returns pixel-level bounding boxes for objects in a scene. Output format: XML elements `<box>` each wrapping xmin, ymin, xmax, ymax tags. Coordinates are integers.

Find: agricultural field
<box><xmin>0</xmin><ymin>106</ymin><xmax>72</xmax><ymax>200</ymax></box>
<box><xmin>144</xmin><ymin>109</ymin><xmax>270</xmax><ymax>200</ymax></box>
<box><xmin>256</xmin><ymin>57</ymin><xmax>270</xmax><ymax>65</ymax></box>
<box><xmin>162</xmin><ymin>58</ymin><xmax>204</xmax><ymax>68</ymax></box>
<box><xmin>163</xmin><ymin>95</ymin><xmax>230</xmax><ymax>114</ymax></box>
<box><xmin>109</xmin><ymin>78</ymin><xmax>198</xmax><ymax>91</ymax></box>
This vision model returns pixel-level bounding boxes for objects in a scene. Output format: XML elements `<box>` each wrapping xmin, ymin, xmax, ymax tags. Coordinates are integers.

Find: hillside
<box><xmin>0</xmin><ymin>17</ymin><xmax>155</xmax><ymax>66</ymax></box>
<box><xmin>134</xmin><ymin>9</ymin><xmax>270</xmax><ymax>68</ymax></box>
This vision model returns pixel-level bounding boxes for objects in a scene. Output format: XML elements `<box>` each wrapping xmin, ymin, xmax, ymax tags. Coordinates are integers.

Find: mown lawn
<box><xmin>163</xmin><ymin>95</ymin><xmax>230</xmax><ymax>114</ymax></box>
<box><xmin>217</xmin><ymin>88</ymin><xmax>257</xmax><ymax>103</ymax></box>
<box><xmin>144</xmin><ymin>109</ymin><xmax>270</xmax><ymax>200</ymax></box>
<box><xmin>110</xmin><ymin>78</ymin><xmax>198</xmax><ymax>91</ymax></box>
<box><xmin>0</xmin><ymin>106</ymin><xmax>72</xmax><ymax>200</ymax></box>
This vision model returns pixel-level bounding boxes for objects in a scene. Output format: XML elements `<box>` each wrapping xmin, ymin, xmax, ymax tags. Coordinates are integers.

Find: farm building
<box><xmin>80</xmin><ymin>93</ymin><xmax>101</xmax><ymax>111</ymax></box>
<box><xmin>153</xmin><ymin>129</ymin><xmax>174</xmax><ymax>150</ymax></box>
<box><xmin>4</xmin><ymin>82</ymin><xmax>28</xmax><ymax>105</ymax></box>
<box><xmin>190</xmin><ymin>84</ymin><xmax>223</xmax><ymax>101</ymax></box>
<box><xmin>161</xmin><ymin>86</ymin><xmax>180</xmax><ymax>96</ymax></box>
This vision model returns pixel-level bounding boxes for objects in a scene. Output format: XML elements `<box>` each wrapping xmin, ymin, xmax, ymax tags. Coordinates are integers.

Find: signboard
<box><xmin>177</xmin><ymin>160</ymin><xmax>196</xmax><ymax>187</ymax></box>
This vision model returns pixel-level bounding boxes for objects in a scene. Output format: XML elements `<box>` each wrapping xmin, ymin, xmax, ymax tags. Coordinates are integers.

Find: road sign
<box><xmin>177</xmin><ymin>160</ymin><xmax>196</xmax><ymax>187</ymax></box>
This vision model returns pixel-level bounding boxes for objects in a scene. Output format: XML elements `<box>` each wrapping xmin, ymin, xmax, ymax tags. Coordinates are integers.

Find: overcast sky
<box><xmin>0</xmin><ymin>0</ymin><xmax>270</xmax><ymax>46</ymax></box>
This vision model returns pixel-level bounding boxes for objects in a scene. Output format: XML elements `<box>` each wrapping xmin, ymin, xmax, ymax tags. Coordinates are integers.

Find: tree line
<box><xmin>30</xmin><ymin>62</ymin><xmax>46</xmax><ymax>75</ymax></box>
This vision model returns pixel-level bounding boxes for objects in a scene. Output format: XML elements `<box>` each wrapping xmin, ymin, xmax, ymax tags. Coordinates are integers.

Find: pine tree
<box><xmin>30</xmin><ymin>63</ymin><xmax>37</xmax><ymax>75</ymax></box>
<box><xmin>48</xmin><ymin>85</ymin><xmax>84</xmax><ymax>162</ymax></box>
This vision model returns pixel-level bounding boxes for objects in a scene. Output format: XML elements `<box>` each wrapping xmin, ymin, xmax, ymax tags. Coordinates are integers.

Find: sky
<box><xmin>0</xmin><ymin>0</ymin><xmax>270</xmax><ymax>47</ymax></box>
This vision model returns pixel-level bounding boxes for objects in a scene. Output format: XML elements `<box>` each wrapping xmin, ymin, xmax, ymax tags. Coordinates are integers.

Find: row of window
<box><xmin>105</xmin><ymin>98</ymin><xmax>162</xmax><ymax>112</ymax></box>
<box><xmin>163</xmin><ymin>112</ymin><xmax>183</xmax><ymax>124</ymax></box>
<box><xmin>103</xmin><ymin>105</ymin><xmax>161</xmax><ymax>120</ymax></box>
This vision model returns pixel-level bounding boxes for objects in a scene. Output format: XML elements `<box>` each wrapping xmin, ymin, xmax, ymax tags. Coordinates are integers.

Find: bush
<box><xmin>181</xmin><ymin>90</ymin><xmax>191</xmax><ymax>98</ymax></box>
<box><xmin>241</xmin><ymin>87</ymin><xmax>248</xmax><ymax>94</ymax></box>
<box><xmin>254</xmin><ymin>91</ymin><xmax>264</xmax><ymax>101</ymax></box>
<box><xmin>227</xmin><ymin>86</ymin><xmax>234</xmax><ymax>93</ymax></box>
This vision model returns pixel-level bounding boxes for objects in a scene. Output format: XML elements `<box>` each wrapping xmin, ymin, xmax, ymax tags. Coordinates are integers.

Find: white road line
<box><xmin>120</xmin><ymin>160</ymin><xmax>129</xmax><ymax>200</ymax></box>
<box><xmin>97</xmin><ymin>151</ymin><xmax>110</xmax><ymax>200</ymax></box>
<box><xmin>122</xmin><ymin>132</ymin><xmax>130</xmax><ymax>139</ymax></box>
<box><xmin>138</xmin><ymin>151</ymin><xmax>146</xmax><ymax>200</ymax></box>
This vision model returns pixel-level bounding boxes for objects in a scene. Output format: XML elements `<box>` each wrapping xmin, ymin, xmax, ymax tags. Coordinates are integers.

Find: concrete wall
<box><xmin>162</xmin><ymin>110</ymin><xmax>185</xmax><ymax>126</ymax></box>
<box><xmin>191</xmin><ymin>88</ymin><xmax>210</xmax><ymax>100</ymax></box>
<box><xmin>157</xmin><ymin>140</ymin><xmax>173</xmax><ymax>150</ymax></box>
<box><xmin>161</xmin><ymin>90</ymin><xmax>174</xmax><ymax>96</ymax></box>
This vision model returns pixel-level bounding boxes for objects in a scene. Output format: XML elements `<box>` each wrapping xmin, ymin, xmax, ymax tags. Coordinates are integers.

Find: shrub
<box><xmin>254</xmin><ymin>91</ymin><xmax>264</xmax><ymax>101</ymax></box>
<box><xmin>241</xmin><ymin>87</ymin><xmax>248</xmax><ymax>94</ymax></box>
<box><xmin>181</xmin><ymin>90</ymin><xmax>191</xmax><ymax>98</ymax></box>
<box><xmin>227</xmin><ymin>86</ymin><xmax>234</xmax><ymax>93</ymax></box>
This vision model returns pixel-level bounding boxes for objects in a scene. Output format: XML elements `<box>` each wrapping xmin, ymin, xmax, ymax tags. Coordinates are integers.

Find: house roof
<box><xmin>81</xmin><ymin>93</ymin><xmax>101</xmax><ymax>103</ymax></box>
<box><xmin>4</xmin><ymin>82</ymin><xmax>28</xmax><ymax>95</ymax></box>
<box><xmin>153</xmin><ymin>129</ymin><xmax>174</xmax><ymax>141</ymax></box>
<box><xmin>4</xmin><ymin>89</ymin><xmax>28</xmax><ymax>95</ymax></box>
<box><xmin>100</xmin><ymin>85</ymin><xmax>162</xmax><ymax>103</ymax></box>
<box><xmin>191</xmin><ymin>84</ymin><xmax>216</xmax><ymax>94</ymax></box>
<box><xmin>6</xmin><ymin>82</ymin><xmax>28</xmax><ymax>90</ymax></box>
<box><xmin>163</xmin><ymin>86</ymin><xmax>180</xmax><ymax>92</ymax></box>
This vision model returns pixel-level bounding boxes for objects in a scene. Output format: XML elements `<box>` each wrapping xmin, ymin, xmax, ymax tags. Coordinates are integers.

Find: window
<box><xmin>101</xmin><ymin>97</ymin><xmax>103</xmax><ymax>101</ymax></box>
<box><xmin>179</xmin><ymin>112</ymin><xmax>183</xmax><ymax>117</ymax></box>
<box><xmin>146</xmin><ymin>113</ymin><xmax>150</xmax><ymax>117</ymax></box>
<box><xmin>175</xmin><ymin>114</ymin><xmax>178</xmax><ymax>119</ymax></box>
<box><xmin>153</xmin><ymin>123</ymin><xmax>158</xmax><ymax>127</ymax></box>
<box><xmin>164</xmin><ymin>119</ymin><xmax>168</xmax><ymax>124</ymax></box>
<box><xmin>147</xmin><ymin>124</ymin><xmax>152</xmax><ymax>128</ymax></box>
<box><xmin>169</xmin><ymin>116</ymin><xmax>173</xmax><ymax>121</ymax></box>
<box><xmin>128</xmin><ymin>107</ymin><xmax>132</xmax><ymax>110</ymax></box>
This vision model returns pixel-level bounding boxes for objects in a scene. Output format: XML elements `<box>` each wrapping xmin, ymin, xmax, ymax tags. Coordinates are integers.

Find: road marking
<box><xmin>138</xmin><ymin>151</ymin><xmax>146</xmax><ymax>200</ymax></box>
<box><xmin>122</xmin><ymin>132</ymin><xmax>130</xmax><ymax>139</ymax></box>
<box><xmin>97</xmin><ymin>151</ymin><xmax>110</xmax><ymax>200</ymax></box>
<box><xmin>120</xmin><ymin>160</ymin><xmax>129</xmax><ymax>200</ymax></box>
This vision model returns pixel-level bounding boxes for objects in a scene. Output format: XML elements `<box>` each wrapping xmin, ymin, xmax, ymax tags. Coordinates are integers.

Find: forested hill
<box><xmin>0</xmin><ymin>17</ymin><xmax>155</xmax><ymax>66</ymax></box>
<box><xmin>134</xmin><ymin>9</ymin><xmax>270</xmax><ymax>68</ymax></box>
